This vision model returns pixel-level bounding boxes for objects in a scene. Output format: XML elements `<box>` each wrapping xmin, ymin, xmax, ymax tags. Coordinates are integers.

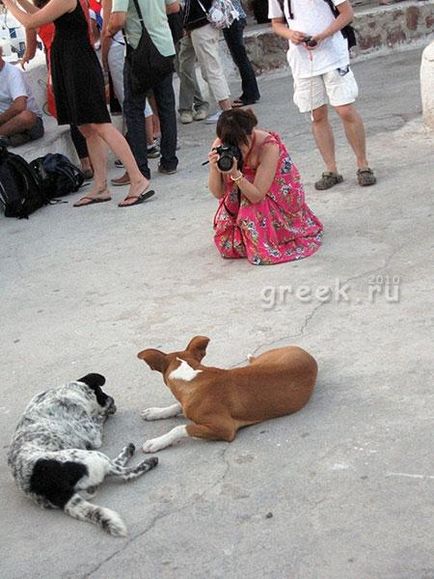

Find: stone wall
<box><xmin>240</xmin><ymin>0</ymin><xmax>434</xmax><ymax>74</ymax></box>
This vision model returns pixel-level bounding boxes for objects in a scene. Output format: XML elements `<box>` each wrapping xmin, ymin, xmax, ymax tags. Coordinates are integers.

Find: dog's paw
<box><xmin>143</xmin><ymin>456</ymin><xmax>159</xmax><ymax>469</ymax></box>
<box><xmin>142</xmin><ymin>438</ymin><xmax>166</xmax><ymax>453</ymax></box>
<box><xmin>141</xmin><ymin>407</ymin><xmax>163</xmax><ymax>421</ymax></box>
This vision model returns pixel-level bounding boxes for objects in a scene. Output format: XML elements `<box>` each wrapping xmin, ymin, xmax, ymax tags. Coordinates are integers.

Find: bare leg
<box><xmin>334</xmin><ymin>103</ymin><xmax>369</xmax><ymax>169</ymax></box>
<box><xmin>0</xmin><ymin>111</ymin><xmax>39</xmax><ymax>136</ymax></box>
<box><xmin>218</xmin><ymin>98</ymin><xmax>232</xmax><ymax>111</ymax></box>
<box><xmin>81</xmin><ymin>130</ymin><xmax>109</xmax><ymax>196</ymax></box>
<box><xmin>94</xmin><ymin>123</ymin><xmax>150</xmax><ymax>200</ymax></box>
<box><xmin>145</xmin><ymin>115</ymin><xmax>154</xmax><ymax>146</ymax></box>
<box><xmin>311</xmin><ymin>105</ymin><xmax>338</xmax><ymax>173</ymax></box>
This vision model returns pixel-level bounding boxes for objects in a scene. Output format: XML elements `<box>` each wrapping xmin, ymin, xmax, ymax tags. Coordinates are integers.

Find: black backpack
<box><xmin>0</xmin><ymin>146</ymin><xmax>47</xmax><ymax>219</ymax></box>
<box><xmin>30</xmin><ymin>153</ymin><xmax>85</xmax><ymax>200</ymax></box>
<box><xmin>278</xmin><ymin>0</ymin><xmax>357</xmax><ymax>49</ymax></box>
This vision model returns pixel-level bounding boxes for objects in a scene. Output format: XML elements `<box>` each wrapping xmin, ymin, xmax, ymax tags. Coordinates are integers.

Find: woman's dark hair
<box><xmin>216</xmin><ymin>108</ymin><xmax>258</xmax><ymax>147</ymax></box>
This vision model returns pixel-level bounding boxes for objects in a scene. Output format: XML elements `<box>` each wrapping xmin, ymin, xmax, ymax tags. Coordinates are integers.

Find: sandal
<box><xmin>314</xmin><ymin>171</ymin><xmax>343</xmax><ymax>190</ymax></box>
<box><xmin>357</xmin><ymin>168</ymin><xmax>376</xmax><ymax>187</ymax></box>
<box><xmin>232</xmin><ymin>97</ymin><xmax>259</xmax><ymax>108</ymax></box>
<box><xmin>118</xmin><ymin>189</ymin><xmax>155</xmax><ymax>207</ymax></box>
<box><xmin>73</xmin><ymin>195</ymin><xmax>111</xmax><ymax>207</ymax></box>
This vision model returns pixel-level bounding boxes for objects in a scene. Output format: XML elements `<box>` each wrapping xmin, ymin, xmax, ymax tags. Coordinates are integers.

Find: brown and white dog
<box><xmin>137</xmin><ymin>336</ymin><xmax>317</xmax><ymax>453</ymax></box>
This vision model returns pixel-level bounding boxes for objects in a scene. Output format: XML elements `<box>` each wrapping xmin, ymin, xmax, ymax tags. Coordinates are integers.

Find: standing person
<box><xmin>182</xmin><ymin>0</ymin><xmax>232</xmax><ymax>124</ymax></box>
<box><xmin>223</xmin><ymin>0</ymin><xmax>260</xmax><ymax>107</ymax></box>
<box><xmin>4</xmin><ymin>0</ymin><xmax>153</xmax><ymax>208</ymax></box>
<box><xmin>107</xmin><ymin>0</ymin><xmax>179</xmax><ymax>177</ymax></box>
<box><xmin>176</xmin><ymin>29</ymin><xmax>210</xmax><ymax>123</ymax></box>
<box><xmin>268</xmin><ymin>0</ymin><xmax>376</xmax><ymax>189</ymax></box>
<box><xmin>167</xmin><ymin>1</ymin><xmax>209</xmax><ymax>124</ymax></box>
<box><xmin>208</xmin><ymin>109</ymin><xmax>323</xmax><ymax>265</ymax></box>
<box><xmin>21</xmin><ymin>2</ymin><xmax>93</xmax><ymax>179</ymax></box>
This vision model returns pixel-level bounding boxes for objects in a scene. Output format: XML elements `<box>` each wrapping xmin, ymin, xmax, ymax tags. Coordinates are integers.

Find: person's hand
<box><xmin>20</xmin><ymin>54</ymin><xmax>31</xmax><ymax>70</ymax></box>
<box><xmin>227</xmin><ymin>157</ymin><xmax>239</xmax><ymax>177</ymax></box>
<box><xmin>305</xmin><ymin>34</ymin><xmax>325</xmax><ymax>50</ymax></box>
<box><xmin>289</xmin><ymin>29</ymin><xmax>308</xmax><ymax>45</ymax></box>
<box><xmin>207</xmin><ymin>147</ymin><xmax>220</xmax><ymax>170</ymax></box>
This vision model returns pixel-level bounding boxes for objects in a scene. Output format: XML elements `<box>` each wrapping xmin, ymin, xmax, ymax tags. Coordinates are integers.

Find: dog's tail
<box><xmin>64</xmin><ymin>494</ymin><xmax>127</xmax><ymax>537</ymax></box>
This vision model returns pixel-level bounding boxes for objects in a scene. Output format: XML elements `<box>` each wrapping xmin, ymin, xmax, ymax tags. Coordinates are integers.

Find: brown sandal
<box><xmin>314</xmin><ymin>172</ymin><xmax>343</xmax><ymax>190</ymax></box>
<box><xmin>357</xmin><ymin>168</ymin><xmax>376</xmax><ymax>187</ymax></box>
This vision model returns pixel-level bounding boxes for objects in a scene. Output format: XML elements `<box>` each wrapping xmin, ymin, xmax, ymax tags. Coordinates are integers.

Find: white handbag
<box><xmin>197</xmin><ymin>0</ymin><xmax>239</xmax><ymax>30</ymax></box>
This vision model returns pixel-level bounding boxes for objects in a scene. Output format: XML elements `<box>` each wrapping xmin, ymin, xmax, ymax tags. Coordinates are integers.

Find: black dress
<box><xmin>50</xmin><ymin>1</ymin><xmax>110</xmax><ymax>126</ymax></box>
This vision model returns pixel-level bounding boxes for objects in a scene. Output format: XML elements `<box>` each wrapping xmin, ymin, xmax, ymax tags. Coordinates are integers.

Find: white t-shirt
<box><xmin>0</xmin><ymin>62</ymin><xmax>41</xmax><ymax>116</ymax></box>
<box><xmin>268</xmin><ymin>0</ymin><xmax>349</xmax><ymax>79</ymax></box>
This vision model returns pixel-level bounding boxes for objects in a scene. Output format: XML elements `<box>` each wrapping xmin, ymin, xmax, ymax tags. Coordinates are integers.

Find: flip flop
<box><xmin>73</xmin><ymin>195</ymin><xmax>111</xmax><ymax>207</ymax></box>
<box><xmin>118</xmin><ymin>189</ymin><xmax>155</xmax><ymax>207</ymax></box>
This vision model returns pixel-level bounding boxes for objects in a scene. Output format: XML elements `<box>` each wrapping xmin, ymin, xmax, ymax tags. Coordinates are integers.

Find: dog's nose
<box><xmin>107</xmin><ymin>397</ymin><xmax>117</xmax><ymax>414</ymax></box>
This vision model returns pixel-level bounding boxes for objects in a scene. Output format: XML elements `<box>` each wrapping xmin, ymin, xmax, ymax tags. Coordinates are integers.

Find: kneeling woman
<box><xmin>208</xmin><ymin>109</ymin><xmax>323</xmax><ymax>265</ymax></box>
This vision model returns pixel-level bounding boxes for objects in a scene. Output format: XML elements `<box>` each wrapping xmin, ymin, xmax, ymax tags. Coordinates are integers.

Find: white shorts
<box><xmin>293</xmin><ymin>67</ymin><xmax>359</xmax><ymax>113</ymax></box>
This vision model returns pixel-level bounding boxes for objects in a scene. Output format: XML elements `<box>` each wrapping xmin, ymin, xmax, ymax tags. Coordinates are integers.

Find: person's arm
<box><xmin>312</xmin><ymin>1</ymin><xmax>353</xmax><ymax>45</ymax></box>
<box><xmin>166</xmin><ymin>0</ymin><xmax>180</xmax><ymax>14</ymax></box>
<box><xmin>208</xmin><ymin>139</ymin><xmax>226</xmax><ymax>199</ymax></box>
<box><xmin>3</xmin><ymin>0</ymin><xmax>75</xmax><ymax>29</ymax></box>
<box><xmin>269</xmin><ymin>0</ymin><xmax>307</xmax><ymax>45</ymax></box>
<box><xmin>106</xmin><ymin>0</ymin><xmax>128</xmax><ymax>36</ymax></box>
<box><xmin>15</xmin><ymin>0</ymin><xmax>39</xmax><ymax>15</ymax></box>
<box><xmin>89</xmin><ymin>14</ymin><xmax>101</xmax><ymax>45</ymax></box>
<box><xmin>271</xmin><ymin>17</ymin><xmax>307</xmax><ymax>45</ymax></box>
<box><xmin>21</xmin><ymin>28</ymin><xmax>38</xmax><ymax>69</ymax></box>
<box><xmin>101</xmin><ymin>0</ymin><xmax>113</xmax><ymax>70</ymax></box>
<box><xmin>0</xmin><ymin>96</ymin><xmax>28</xmax><ymax>126</ymax></box>
<box><xmin>227</xmin><ymin>142</ymin><xmax>280</xmax><ymax>204</ymax></box>
<box><xmin>106</xmin><ymin>11</ymin><xmax>126</xmax><ymax>36</ymax></box>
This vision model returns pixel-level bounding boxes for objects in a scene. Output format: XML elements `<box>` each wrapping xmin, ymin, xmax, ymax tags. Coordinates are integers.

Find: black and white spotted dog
<box><xmin>7</xmin><ymin>373</ymin><xmax>158</xmax><ymax>536</ymax></box>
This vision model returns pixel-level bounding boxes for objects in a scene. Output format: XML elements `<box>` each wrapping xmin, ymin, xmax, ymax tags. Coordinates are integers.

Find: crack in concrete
<box><xmin>84</xmin><ymin>245</ymin><xmax>405</xmax><ymax>577</ymax></box>
<box><xmin>84</xmin><ymin>452</ymin><xmax>230</xmax><ymax>578</ymax></box>
<box><xmin>233</xmin><ymin>242</ymin><xmax>406</xmax><ymax>365</ymax></box>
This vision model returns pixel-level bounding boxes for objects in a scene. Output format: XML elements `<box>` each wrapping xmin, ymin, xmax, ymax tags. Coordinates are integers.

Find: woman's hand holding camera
<box><xmin>207</xmin><ymin>148</ymin><xmax>220</xmax><ymax>171</ymax></box>
<box><xmin>208</xmin><ymin>148</ymin><xmax>239</xmax><ymax>176</ymax></box>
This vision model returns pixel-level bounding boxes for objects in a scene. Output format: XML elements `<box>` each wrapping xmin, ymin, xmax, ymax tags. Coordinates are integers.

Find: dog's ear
<box><xmin>77</xmin><ymin>373</ymin><xmax>106</xmax><ymax>388</ymax></box>
<box><xmin>137</xmin><ymin>349</ymin><xmax>168</xmax><ymax>373</ymax></box>
<box><xmin>186</xmin><ymin>336</ymin><xmax>210</xmax><ymax>362</ymax></box>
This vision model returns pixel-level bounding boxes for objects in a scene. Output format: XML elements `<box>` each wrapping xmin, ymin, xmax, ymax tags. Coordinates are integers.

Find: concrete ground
<box><xmin>1</xmin><ymin>47</ymin><xmax>433</xmax><ymax>579</ymax></box>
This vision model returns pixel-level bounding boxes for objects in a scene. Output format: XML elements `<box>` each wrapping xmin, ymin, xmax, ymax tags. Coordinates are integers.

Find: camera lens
<box><xmin>217</xmin><ymin>156</ymin><xmax>233</xmax><ymax>172</ymax></box>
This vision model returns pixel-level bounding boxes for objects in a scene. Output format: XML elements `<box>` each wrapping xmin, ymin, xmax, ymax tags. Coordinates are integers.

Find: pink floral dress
<box><xmin>213</xmin><ymin>132</ymin><xmax>323</xmax><ymax>265</ymax></box>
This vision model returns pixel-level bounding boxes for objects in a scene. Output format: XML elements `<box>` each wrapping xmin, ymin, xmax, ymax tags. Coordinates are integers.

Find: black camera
<box><xmin>214</xmin><ymin>144</ymin><xmax>242</xmax><ymax>172</ymax></box>
<box><xmin>303</xmin><ymin>35</ymin><xmax>318</xmax><ymax>48</ymax></box>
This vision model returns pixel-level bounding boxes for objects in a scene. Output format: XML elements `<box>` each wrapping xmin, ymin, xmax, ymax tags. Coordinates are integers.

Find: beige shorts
<box><xmin>293</xmin><ymin>67</ymin><xmax>359</xmax><ymax>113</ymax></box>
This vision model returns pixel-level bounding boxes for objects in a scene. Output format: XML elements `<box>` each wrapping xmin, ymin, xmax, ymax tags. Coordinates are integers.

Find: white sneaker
<box><xmin>193</xmin><ymin>107</ymin><xmax>209</xmax><ymax>121</ymax></box>
<box><xmin>179</xmin><ymin>110</ymin><xmax>193</xmax><ymax>124</ymax></box>
<box><xmin>204</xmin><ymin>111</ymin><xmax>222</xmax><ymax>124</ymax></box>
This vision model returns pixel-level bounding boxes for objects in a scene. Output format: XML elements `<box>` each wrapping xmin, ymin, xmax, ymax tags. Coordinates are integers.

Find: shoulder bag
<box><xmin>125</xmin><ymin>0</ymin><xmax>175</xmax><ymax>96</ymax></box>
